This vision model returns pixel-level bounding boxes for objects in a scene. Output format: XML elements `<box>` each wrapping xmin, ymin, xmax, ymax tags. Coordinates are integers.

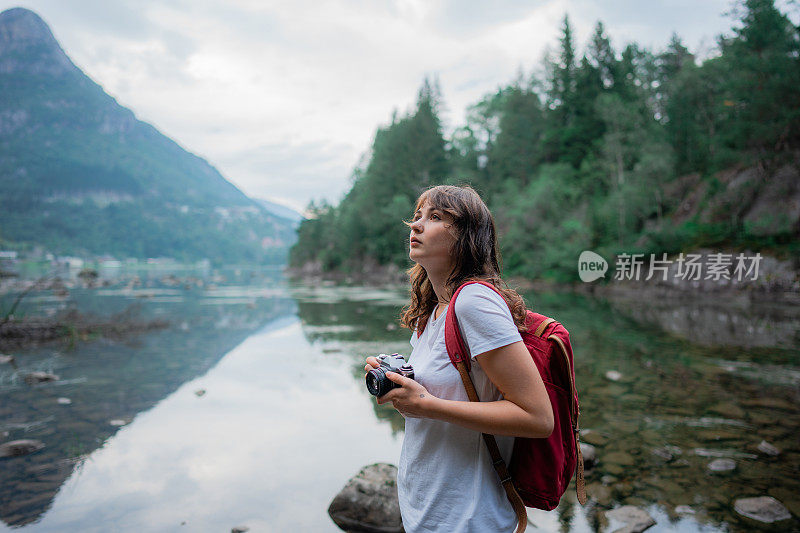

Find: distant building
<box><xmin>57</xmin><ymin>256</ymin><xmax>84</xmax><ymax>269</ymax></box>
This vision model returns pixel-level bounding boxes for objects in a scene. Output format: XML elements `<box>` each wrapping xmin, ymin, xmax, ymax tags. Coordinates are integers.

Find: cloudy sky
<box><xmin>1</xmin><ymin>0</ymin><xmax>792</xmax><ymax>211</ymax></box>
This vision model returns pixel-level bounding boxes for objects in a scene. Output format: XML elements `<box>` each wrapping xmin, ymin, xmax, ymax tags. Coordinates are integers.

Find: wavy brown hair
<box><xmin>400</xmin><ymin>185</ymin><xmax>528</xmax><ymax>334</ymax></box>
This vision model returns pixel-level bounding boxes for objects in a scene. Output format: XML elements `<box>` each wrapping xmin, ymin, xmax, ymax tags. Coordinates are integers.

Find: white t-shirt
<box><xmin>398</xmin><ymin>283</ymin><xmax>523</xmax><ymax>532</ymax></box>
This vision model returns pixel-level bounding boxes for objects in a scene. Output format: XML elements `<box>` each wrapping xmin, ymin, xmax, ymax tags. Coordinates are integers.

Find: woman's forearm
<box><xmin>423</xmin><ymin>395</ymin><xmax>554</xmax><ymax>438</ymax></box>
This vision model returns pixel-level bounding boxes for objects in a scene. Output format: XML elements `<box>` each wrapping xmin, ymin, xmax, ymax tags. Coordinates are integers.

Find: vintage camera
<box><xmin>365</xmin><ymin>353</ymin><xmax>414</xmax><ymax>397</ymax></box>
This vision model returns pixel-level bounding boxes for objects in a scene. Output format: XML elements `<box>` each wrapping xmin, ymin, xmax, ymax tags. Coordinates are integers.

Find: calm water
<box><xmin>0</xmin><ymin>268</ymin><xmax>798</xmax><ymax>532</ymax></box>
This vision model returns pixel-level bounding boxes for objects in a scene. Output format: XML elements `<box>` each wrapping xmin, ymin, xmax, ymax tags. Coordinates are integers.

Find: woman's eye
<box><xmin>431</xmin><ymin>214</ymin><xmax>440</xmax><ymax>220</ymax></box>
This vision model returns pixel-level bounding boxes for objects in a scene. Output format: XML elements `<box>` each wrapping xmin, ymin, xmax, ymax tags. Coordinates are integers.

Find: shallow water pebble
<box><xmin>708</xmin><ymin>458</ymin><xmax>736</xmax><ymax>472</ymax></box>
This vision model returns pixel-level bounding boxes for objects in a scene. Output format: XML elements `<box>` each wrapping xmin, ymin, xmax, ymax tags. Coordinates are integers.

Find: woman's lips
<box><xmin>410</xmin><ymin>237</ymin><xmax>422</xmax><ymax>246</ymax></box>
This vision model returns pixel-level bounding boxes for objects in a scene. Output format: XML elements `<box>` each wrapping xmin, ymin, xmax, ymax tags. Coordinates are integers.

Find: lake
<box><xmin>0</xmin><ymin>266</ymin><xmax>798</xmax><ymax>532</ymax></box>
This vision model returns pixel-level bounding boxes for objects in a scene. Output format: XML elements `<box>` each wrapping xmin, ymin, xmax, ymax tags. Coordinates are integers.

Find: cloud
<box><xmin>216</xmin><ymin>140</ymin><xmax>359</xmax><ymax>210</ymax></box>
<box><xmin>0</xmin><ymin>0</ymin><xmax>765</xmax><ymax>209</ymax></box>
<box><xmin>564</xmin><ymin>0</ymin><xmax>733</xmax><ymax>54</ymax></box>
<box><xmin>428</xmin><ymin>0</ymin><xmax>546</xmax><ymax>37</ymax></box>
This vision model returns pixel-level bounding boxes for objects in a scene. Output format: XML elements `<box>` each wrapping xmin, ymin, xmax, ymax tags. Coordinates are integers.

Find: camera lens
<box><xmin>366</xmin><ymin>371</ymin><xmax>380</xmax><ymax>396</ymax></box>
<box><xmin>366</xmin><ymin>368</ymin><xmax>390</xmax><ymax>396</ymax></box>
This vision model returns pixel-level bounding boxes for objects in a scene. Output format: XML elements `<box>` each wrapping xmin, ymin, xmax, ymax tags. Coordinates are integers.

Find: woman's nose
<box><xmin>410</xmin><ymin>219</ymin><xmax>423</xmax><ymax>232</ymax></box>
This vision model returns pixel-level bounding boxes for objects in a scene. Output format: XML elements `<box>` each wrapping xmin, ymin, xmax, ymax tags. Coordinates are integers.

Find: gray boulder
<box><xmin>328</xmin><ymin>463</ymin><xmax>403</xmax><ymax>533</ymax></box>
<box><xmin>734</xmin><ymin>496</ymin><xmax>791</xmax><ymax>523</ymax></box>
<box><xmin>604</xmin><ymin>505</ymin><xmax>655</xmax><ymax>533</ymax></box>
<box><xmin>580</xmin><ymin>442</ymin><xmax>597</xmax><ymax>469</ymax></box>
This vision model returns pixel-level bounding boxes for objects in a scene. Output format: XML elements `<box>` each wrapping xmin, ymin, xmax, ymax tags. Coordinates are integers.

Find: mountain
<box><xmin>0</xmin><ymin>7</ymin><xmax>295</xmax><ymax>263</ymax></box>
<box><xmin>256</xmin><ymin>198</ymin><xmax>304</xmax><ymax>226</ymax></box>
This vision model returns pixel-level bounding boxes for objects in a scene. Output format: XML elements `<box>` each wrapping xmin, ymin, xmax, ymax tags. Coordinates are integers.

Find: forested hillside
<box><xmin>291</xmin><ymin>0</ymin><xmax>800</xmax><ymax>281</ymax></box>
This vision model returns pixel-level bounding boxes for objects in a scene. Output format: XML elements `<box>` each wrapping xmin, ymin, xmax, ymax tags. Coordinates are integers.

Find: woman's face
<box><xmin>408</xmin><ymin>201</ymin><xmax>457</xmax><ymax>275</ymax></box>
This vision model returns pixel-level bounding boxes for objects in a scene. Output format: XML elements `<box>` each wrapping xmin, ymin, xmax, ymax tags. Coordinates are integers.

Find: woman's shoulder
<box><xmin>453</xmin><ymin>282</ymin><xmax>508</xmax><ymax>316</ymax></box>
<box><xmin>452</xmin><ymin>282</ymin><xmax>521</xmax><ymax>355</ymax></box>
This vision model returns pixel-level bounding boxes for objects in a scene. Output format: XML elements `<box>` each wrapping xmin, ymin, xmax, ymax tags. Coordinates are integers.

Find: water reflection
<box><xmin>603</xmin><ymin>289</ymin><xmax>800</xmax><ymax>349</ymax></box>
<box><xmin>294</xmin><ymin>285</ymin><xmax>800</xmax><ymax>531</ymax></box>
<box><xmin>0</xmin><ymin>275</ymin><xmax>797</xmax><ymax>532</ymax></box>
<box><xmin>0</xmin><ymin>273</ymin><xmax>296</xmax><ymax>527</ymax></box>
<box><xmin>1</xmin><ymin>273</ymin><xmax>406</xmax><ymax>532</ymax></box>
<box><xmin>293</xmin><ymin>285</ymin><xmax>412</xmax><ymax>436</ymax></box>
<box><xmin>2</xmin><ymin>316</ymin><xmax>402</xmax><ymax>531</ymax></box>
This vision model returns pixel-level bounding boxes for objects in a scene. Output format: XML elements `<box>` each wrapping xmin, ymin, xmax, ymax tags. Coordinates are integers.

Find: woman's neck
<box><xmin>427</xmin><ymin>269</ymin><xmax>451</xmax><ymax>305</ymax></box>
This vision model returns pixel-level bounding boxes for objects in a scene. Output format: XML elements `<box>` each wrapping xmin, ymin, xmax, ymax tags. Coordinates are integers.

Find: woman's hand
<box><xmin>364</xmin><ymin>356</ymin><xmax>380</xmax><ymax>372</ymax></box>
<box><xmin>376</xmin><ymin>372</ymin><xmax>436</xmax><ymax>419</ymax></box>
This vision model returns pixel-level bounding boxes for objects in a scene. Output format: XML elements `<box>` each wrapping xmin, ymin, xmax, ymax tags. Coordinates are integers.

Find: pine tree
<box><xmin>486</xmin><ymin>84</ymin><xmax>544</xmax><ymax>192</ymax></box>
<box><xmin>589</xmin><ymin>22</ymin><xmax>617</xmax><ymax>90</ymax></box>
<box><xmin>333</xmin><ymin>78</ymin><xmax>450</xmax><ymax>267</ymax></box>
<box><xmin>542</xmin><ymin>16</ymin><xmax>579</xmax><ymax>164</ymax></box>
<box><xmin>719</xmin><ymin>0</ymin><xmax>800</xmax><ymax>158</ymax></box>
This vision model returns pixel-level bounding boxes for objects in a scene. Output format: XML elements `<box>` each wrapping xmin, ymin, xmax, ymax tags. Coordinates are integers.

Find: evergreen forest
<box><xmin>290</xmin><ymin>0</ymin><xmax>800</xmax><ymax>282</ymax></box>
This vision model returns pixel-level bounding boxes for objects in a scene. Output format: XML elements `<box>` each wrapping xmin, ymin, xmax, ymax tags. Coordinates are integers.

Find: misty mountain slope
<box><xmin>0</xmin><ymin>7</ymin><xmax>295</xmax><ymax>262</ymax></box>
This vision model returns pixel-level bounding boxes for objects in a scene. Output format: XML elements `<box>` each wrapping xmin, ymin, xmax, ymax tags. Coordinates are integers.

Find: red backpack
<box><xmin>443</xmin><ymin>281</ymin><xmax>586</xmax><ymax>531</ymax></box>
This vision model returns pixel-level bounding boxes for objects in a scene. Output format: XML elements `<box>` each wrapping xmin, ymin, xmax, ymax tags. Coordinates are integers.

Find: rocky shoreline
<box><xmin>290</xmin><ymin>249</ymin><xmax>799</xmax><ymax>350</ymax></box>
<box><xmin>585</xmin><ymin>248</ymin><xmax>798</xmax><ymax>301</ymax></box>
<box><xmin>577</xmin><ymin>249</ymin><xmax>799</xmax><ymax>349</ymax></box>
<box><xmin>286</xmin><ymin>259</ymin><xmax>407</xmax><ymax>286</ymax></box>
<box><xmin>329</xmin><ymin>459</ymin><xmax>795</xmax><ymax>532</ymax></box>
<box><xmin>290</xmin><ymin>248</ymin><xmax>798</xmax><ymax>297</ymax></box>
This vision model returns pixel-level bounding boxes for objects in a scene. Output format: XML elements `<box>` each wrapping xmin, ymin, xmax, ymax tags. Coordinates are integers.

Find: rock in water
<box><xmin>757</xmin><ymin>440</ymin><xmax>780</xmax><ymax>456</ymax></box>
<box><xmin>734</xmin><ymin>496</ymin><xmax>791</xmax><ymax>523</ymax></box>
<box><xmin>23</xmin><ymin>371</ymin><xmax>59</xmax><ymax>384</ymax></box>
<box><xmin>328</xmin><ymin>463</ymin><xmax>403</xmax><ymax>533</ymax></box>
<box><xmin>580</xmin><ymin>442</ymin><xmax>597</xmax><ymax>469</ymax></box>
<box><xmin>0</xmin><ymin>439</ymin><xmax>45</xmax><ymax>457</ymax></box>
<box><xmin>708</xmin><ymin>458</ymin><xmax>736</xmax><ymax>472</ymax></box>
<box><xmin>604</xmin><ymin>505</ymin><xmax>655</xmax><ymax>533</ymax></box>
<box><xmin>651</xmin><ymin>445</ymin><xmax>681</xmax><ymax>462</ymax></box>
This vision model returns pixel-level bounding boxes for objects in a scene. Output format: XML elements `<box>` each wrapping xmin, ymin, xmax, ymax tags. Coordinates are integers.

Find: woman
<box><xmin>364</xmin><ymin>185</ymin><xmax>554</xmax><ymax>532</ymax></box>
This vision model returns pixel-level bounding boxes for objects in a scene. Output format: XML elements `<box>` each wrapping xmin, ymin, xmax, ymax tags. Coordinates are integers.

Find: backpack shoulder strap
<box><xmin>533</xmin><ymin>317</ymin><xmax>555</xmax><ymax>337</ymax></box>
<box><xmin>443</xmin><ymin>280</ymin><xmax>499</xmax><ymax>372</ymax></box>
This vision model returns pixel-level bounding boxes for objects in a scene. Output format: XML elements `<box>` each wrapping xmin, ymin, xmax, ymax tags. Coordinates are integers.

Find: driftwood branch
<box><xmin>1</xmin><ymin>274</ymin><xmax>55</xmax><ymax>326</ymax></box>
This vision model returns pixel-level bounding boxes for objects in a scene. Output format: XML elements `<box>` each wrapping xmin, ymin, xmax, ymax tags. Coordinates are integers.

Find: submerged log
<box><xmin>0</xmin><ymin>439</ymin><xmax>45</xmax><ymax>458</ymax></box>
<box><xmin>0</xmin><ymin>312</ymin><xmax>169</xmax><ymax>350</ymax></box>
